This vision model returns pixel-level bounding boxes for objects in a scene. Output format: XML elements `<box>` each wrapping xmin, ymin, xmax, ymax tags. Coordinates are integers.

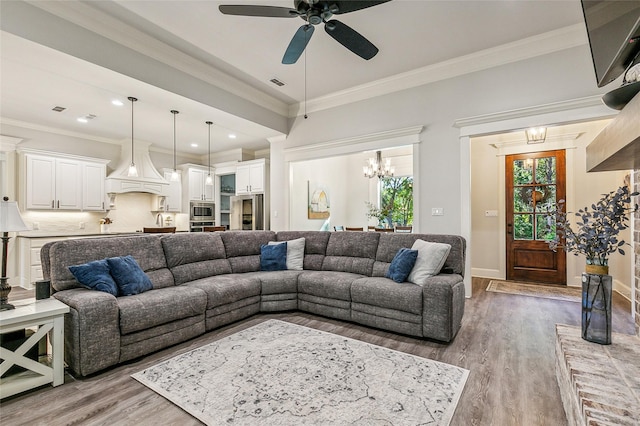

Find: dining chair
<box><xmin>374</xmin><ymin>227</ymin><xmax>394</xmax><ymax>232</ymax></box>
<box><xmin>143</xmin><ymin>227</ymin><xmax>176</xmax><ymax>233</ymax></box>
<box><xmin>203</xmin><ymin>226</ymin><xmax>226</xmax><ymax>232</ymax></box>
<box><xmin>395</xmin><ymin>226</ymin><xmax>413</xmax><ymax>233</ymax></box>
<box><xmin>333</xmin><ymin>226</ymin><xmax>345</xmax><ymax>231</ymax></box>
<box><xmin>367</xmin><ymin>226</ymin><xmax>376</xmax><ymax>231</ymax></box>
<box><xmin>345</xmin><ymin>227</ymin><xmax>364</xmax><ymax>231</ymax></box>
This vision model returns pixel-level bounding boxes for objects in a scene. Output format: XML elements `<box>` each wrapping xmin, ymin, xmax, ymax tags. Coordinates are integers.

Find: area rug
<box><xmin>487</xmin><ymin>280</ymin><xmax>581</xmax><ymax>303</ymax></box>
<box><xmin>132</xmin><ymin>320</ymin><xmax>469</xmax><ymax>425</ymax></box>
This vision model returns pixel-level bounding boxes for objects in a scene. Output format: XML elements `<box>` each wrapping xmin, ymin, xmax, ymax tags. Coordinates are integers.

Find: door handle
<box><xmin>57</xmin><ymin>200</ymin><xmax>60</xmax><ymax>209</ymax></box>
<box><xmin>507</xmin><ymin>223</ymin><xmax>512</xmax><ymax>235</ymax></box>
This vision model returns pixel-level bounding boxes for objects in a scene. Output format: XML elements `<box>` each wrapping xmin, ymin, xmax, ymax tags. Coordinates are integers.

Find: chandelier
<box><xmin>363</xmin><ymin>151</ymin><xmax>394</xmax><ymax>179</ymax></box>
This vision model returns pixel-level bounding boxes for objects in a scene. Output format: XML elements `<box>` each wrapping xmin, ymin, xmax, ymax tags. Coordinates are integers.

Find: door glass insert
<box><xmin>512</xmin><ymin>155</ymin><xmax>557</xmax><ymax>241</ymax></box>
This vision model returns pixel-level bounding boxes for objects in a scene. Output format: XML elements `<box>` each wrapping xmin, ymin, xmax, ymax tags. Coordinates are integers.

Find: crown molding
<box><xmin>290</xmin><ymin>24</ymin><xmax>589</xmax><ymax>117</ymax></box>
<box><xmin>25</xmin><ymin>0</ymin><xmax>289</xmax><ymax>118</ymax></box>
<box><xmin>0</xmin><ymin>135</ymin><xmax>25</xmax><ymax>152</ymax></box>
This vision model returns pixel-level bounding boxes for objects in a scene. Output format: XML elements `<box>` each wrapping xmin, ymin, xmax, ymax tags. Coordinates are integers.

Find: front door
<box><xmin>506</xmin><ymin>150</ymin><xmax>566</xmax><ymax>284</ymax></box>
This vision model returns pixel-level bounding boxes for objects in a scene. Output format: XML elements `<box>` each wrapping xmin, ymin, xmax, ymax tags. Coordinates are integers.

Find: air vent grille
<box><xmin>52</xmin><ymin>106</ymin><xmax>66</xmax><ymax>112</ymax></box>
<box><xmin>269</xmin><ymin>78</ymin><xmax>285</xmax><ymax>87</ymax></box>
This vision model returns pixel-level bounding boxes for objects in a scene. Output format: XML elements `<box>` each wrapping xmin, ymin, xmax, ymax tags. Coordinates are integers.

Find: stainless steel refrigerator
<box><xmin>230</xmin><ymin>194</ymin><xmax>264</xmax><ymax>230</ymax></box>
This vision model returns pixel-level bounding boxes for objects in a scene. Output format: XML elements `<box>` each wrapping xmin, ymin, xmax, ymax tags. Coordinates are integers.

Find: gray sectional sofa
<box><xmin>41</xmin><ymin>230</ymin><xmax>466</xmax><ymax>376</ymax></box>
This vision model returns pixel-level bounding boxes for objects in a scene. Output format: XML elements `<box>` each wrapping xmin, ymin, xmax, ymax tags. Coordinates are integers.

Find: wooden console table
<box><xmin>0</xmin><ymin>298</ymin><xmax>69</xmax><ymax>399</ymax></box>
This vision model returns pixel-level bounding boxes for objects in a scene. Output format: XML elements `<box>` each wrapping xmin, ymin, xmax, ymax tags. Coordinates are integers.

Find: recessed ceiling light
<box><xmin>228</xmin><ymin>134</ymin><xmax>237</xmax><ymax>139</ymax></box>
<box><xmin>77</xmin><ymin>117</ymin><xmax>88</xmax><ymax>123</ymax></box>
<box><xmin>112</xmin><ymin>100</ymin><xmax>124</xmax><ymax>106</ymax></box>
<box><xmin>191</xmin><ymin>143</ymin><xmax>198</xmax><ymax>148</ymax></box>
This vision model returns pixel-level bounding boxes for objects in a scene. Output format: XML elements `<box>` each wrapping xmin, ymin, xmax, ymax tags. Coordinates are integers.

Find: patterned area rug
<box><xmin>132</xmin><ymin>320</ymin><xmax>469</xmax><ymax>425</ymax></box>
<box><xmin>487</xmin><ymin>280</ymin><xmax>581</xmax><ymax>303</ymax></box>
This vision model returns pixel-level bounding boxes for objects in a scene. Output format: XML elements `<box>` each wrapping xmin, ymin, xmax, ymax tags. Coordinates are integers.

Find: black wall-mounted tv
<box><xmin>581</xmin><ymin>0</ymin><xmax>640</xmax><ymax>87</ymax></box>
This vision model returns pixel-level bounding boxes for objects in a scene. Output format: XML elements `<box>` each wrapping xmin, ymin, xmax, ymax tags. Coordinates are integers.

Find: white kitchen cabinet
<box><xmin>26</xmin><ymin>155</ymin><xmax>82</xmax><ymax>210</ymax></box>
<box><xmin>153</xmin><ymin>169</ymin><xmax>182</xmax><ymax>212</ymax></box>
<box><xmin>186</xmin><ymin>167</ymin><xmax>214</xmax><ymax>201</ymax></box>
<box><xmin>82</xmin><ymin>162</ymin><xmax>107</xmax><ymax>211</ymax></box>
<box><xmin>22</xmin><ymin>152</ymin><xmax>109</xmax><ymax>211</ymax></box>
<box><xmin>236</xmin><ymin>160</ymin><xmax>265</xmax><ymax>195</ymax></box>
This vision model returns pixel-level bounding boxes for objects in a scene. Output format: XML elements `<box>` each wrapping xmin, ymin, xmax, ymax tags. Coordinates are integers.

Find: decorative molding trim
<box><xmin>471</xmin><ymin>268</ymin><xmax>502</xmax><ymax>280</ymax></box>
<box><xmin>290</xmin><ymin>24</ymin><xmax>589</xmax><ymax>117</ymax></box>
<box><xmin>454</xmin><ymin>96</ymin><xmax>606</xmax><ymax>129</ymax></box>
<box><xmin>490</xmin><ymin>132</ymin><xmax>584</xmax><ymax>149</ymax></box>
<box><xmin>0</xmin><ymin>135</ymin><xmax>24</xmax><ymax>152</ymax></box>
<box><xmin>15</xmin><ymin>147</ymin><xmax>110</xmax><ymax>164</ymax></box>
<box><xmin>1</xmin><ymin>117</ymin><xmax>121</xmax><ymax>145</ymax></box>
<box><xmin>284</xmin><ymin>125</ymin><xmax>423</xmax><ymax>155</ymax></box>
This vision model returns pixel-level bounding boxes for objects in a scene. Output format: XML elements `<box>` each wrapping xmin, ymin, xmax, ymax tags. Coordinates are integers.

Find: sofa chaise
<box><xmin>41</xmin><ymin>230</ymin><xmax>466</xmax><ymax>376</ymax></box>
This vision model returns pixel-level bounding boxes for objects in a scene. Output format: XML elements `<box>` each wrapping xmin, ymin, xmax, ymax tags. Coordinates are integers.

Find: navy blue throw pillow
<box><xmin>106</xmin><ymin>255</ymin><xmax>153</xmax><ymax>296</ymax></box>
<box><xmin>386</xmin><ymin>248</ymin><xmax>419</xmax><ymax>283</ymax></box>
<box><xmin>260</xmin><ymin>242</ymin><xmax>287</xmax><ymax>271</ymax></box>
<box><xmin>68</xmin><ymin>259</ymin><xmax>119</xmax><ymax>296</ymax></box>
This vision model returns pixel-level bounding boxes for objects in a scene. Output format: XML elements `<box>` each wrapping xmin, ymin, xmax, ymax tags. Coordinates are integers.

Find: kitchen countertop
<box><xmin>16</xmin><ymin>231</ymin><xmax>143</xmax><ymax>239</ymax></box>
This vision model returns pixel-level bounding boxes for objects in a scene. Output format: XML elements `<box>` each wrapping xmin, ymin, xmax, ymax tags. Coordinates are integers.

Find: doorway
<box><xmin>506</xmin><ymin>150</ymin><xmax>566</xmax><ymax>284</ymax></box>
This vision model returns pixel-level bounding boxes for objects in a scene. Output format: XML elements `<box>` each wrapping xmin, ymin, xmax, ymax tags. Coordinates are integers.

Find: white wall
<box><xmin>271</xmin><ymin>45</ymin><xmax>611</xmax><ymax>236</ymax></box>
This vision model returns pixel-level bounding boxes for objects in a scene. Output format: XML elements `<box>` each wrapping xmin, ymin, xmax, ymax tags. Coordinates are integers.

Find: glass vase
<box><xmin>581</xmin><ymin>273</ymin><xmax>612</xmax><ymax>345</ymax></box>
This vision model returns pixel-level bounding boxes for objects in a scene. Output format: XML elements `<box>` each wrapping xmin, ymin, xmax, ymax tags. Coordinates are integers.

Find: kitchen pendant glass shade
<box><xmin>205</xmin><ymin>121</ymin><xmax>214</xmax><ymax>186</ymax></box>
<box><xmin>171</xmin><ymin>110</ymin><xmax>180</xmax><ymax>182</ymax></box>
<box><xmin>0</xmin><ymin>199</ymin><xmax>29</xmax><ymax>232</ymax></box>
<box><xmin>127</xmin><ymin>97</ymin><xmax>138</xmax><ymax>177</ymax></box>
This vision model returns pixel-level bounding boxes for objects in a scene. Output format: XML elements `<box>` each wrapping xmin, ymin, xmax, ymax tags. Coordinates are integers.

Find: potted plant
<box><xmin>365</xmin><ymin>202</ymin><xmax>391</xmax><ymax>228</ymax></box>
<box><xmin>546</xmin><ymin>185</ymin><xmax>637</xmax><ymax>344</ymax></box>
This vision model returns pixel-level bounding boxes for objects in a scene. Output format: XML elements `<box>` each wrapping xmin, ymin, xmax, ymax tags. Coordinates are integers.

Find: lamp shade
<box><xmin>0</xmin><ymin>200</ymin><xmax>29</xmax><ymax>232</ymax></box>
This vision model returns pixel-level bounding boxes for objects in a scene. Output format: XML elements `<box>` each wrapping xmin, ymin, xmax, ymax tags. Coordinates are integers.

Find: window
<box><xmin>380</xmin><ymin>176</ymin><xmax>413</xmax><ymax>227</ymax></box>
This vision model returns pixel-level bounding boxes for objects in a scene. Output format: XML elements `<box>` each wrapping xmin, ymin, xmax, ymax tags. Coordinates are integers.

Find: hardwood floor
<box><xmin>1</xmin><ymin>278</ymin><xmax>635</xmax><ymax>425</ymax></box>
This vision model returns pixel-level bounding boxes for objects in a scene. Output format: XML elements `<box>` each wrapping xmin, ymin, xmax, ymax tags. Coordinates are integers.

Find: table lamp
<box><xmin>1</xmin><ymin>197</ymin><xmax>29</xmax><ymax>310</ymax></box>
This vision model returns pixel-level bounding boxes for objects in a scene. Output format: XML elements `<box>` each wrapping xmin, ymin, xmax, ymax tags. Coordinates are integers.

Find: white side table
<box><xmin>0</xmin><ymin>298</ymin><xmax>69</xmax><ymax>399</ymax></box>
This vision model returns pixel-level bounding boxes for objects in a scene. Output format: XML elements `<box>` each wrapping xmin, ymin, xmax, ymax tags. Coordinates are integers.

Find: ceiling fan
<box><xmin>219</xmin><ymin>0</ymin><xmax>390</xmax><ymax>64</ymax></box>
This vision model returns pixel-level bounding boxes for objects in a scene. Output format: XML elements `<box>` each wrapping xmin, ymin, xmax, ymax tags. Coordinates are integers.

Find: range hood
<box><xmin>105</xmin><ymin>141</ymin><xmax>168</xmax><ymax>194</ymax></box>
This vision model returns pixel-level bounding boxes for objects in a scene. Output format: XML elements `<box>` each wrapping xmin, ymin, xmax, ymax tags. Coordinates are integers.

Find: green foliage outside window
<box><xmin>379</xmin><ymin>176</ymin><xmax>413</xmax><ymax>227</ymax></box>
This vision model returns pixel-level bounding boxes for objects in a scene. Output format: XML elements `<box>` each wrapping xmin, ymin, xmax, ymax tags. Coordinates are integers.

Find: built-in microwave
<box><xmin>190</xmin><ymin>201</ymin><xmax>215</xmax><ymax>221</ymax></box>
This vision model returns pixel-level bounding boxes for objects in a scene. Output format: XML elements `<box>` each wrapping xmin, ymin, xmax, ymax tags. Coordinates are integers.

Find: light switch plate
<box><xmin>431</xmin><ymin>207</ymin><xmax>444</xmax><ymax>216</ymax></box>
<box><xmin>485</xmin><ymin>210</ymin><xmax>498</xmax><ymax>217</ymax></box>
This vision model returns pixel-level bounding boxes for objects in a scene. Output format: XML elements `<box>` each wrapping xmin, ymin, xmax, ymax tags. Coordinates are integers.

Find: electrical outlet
<box><xmin>431</xmin><ymin>208</ymin><xmax>444</xmax><ymax>216</ymax></box>
<box><xmin>79</xmin><ymin>222</ymin><xmax>85</xmax><ymax>229</ymax></box>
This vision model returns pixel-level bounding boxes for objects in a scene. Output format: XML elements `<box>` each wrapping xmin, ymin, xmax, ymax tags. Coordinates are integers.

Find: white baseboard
<box><xmin>471</xmin><ymin>268</ymin><xmax>502</xmax><ymax>279</ymax></box>
<box><xmin>614</xmin><ymin>279</ymin><xmax>631</xmax><ymax>302</ymax></box>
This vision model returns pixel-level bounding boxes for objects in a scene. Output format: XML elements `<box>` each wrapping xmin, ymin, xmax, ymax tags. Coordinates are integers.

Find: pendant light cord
<box><xmin>128</xmin><ymin>97</ymin><xmax>137</xmax><ymax>163</ymax></box>
<box><xmin>304</xmin><ymin>26</ymin><xmax>308</xmax><ymax>120</ymax></box>
<box><xmin>171</xmin><ymin>110</ymin><xmax>179</xmax><ymax>171</ymax></box>
<box><xmin>206</xmin><ymin>121</ymin><xmax>213</xmax><ymax>174</ymax></box>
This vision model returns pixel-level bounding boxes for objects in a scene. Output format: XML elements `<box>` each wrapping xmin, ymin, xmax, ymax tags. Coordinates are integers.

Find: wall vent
<box><xmin>269</xmin><ymin>78</ymin><xmax>285</xmax><ymax>87</ymax></box>
<box><xmin>51</xmin><ymin>106</ymin><xmax>66</xmax><ymax>112</ymax></box>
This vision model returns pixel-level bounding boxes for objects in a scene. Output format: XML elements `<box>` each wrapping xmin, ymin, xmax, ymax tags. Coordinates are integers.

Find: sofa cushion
<box><xmin>351</xmin><ymin>277</ymin><xmax>423</xmax><ymax>315</ymax></box>
<box><xmin>407</xmin><ymin>240</ymin><xmax>451</xmax><ymax>285</ymax></box>
<box><xmin>322</xmin><ymin>232</ymin><xmax>379</xmax><ymax>275</ymax></box>
<box><xmin>268</xmin><ymin>237</ymin><xmax>305</xmax><ymax>270</ymax></box>
<box><xmin>161</xmin><ymin>233</ymin><xmax>231</xmax><ymax>285</ymax></box>
<box><xmin>385</xmin><ymin>248</ymin><xmax>418</xmax><ymax>283</ymax></box>
<box><xmin>107</xmin><ymin>255</ymin><xmax>153</xmax><ymax>296</ymax></box>
<box><xmin>252</xmin><ymin>270</ymin><xmax>302</xmax><ymax>295</ymax></box>
<box><xmin>298</xmin><ymin>270</ymin><xmax>363</xmax><ymax>301</ymax></box>
<box><xmin>184</xmin><ymin>274</ymin><xmax>261</xmax><ymax>309</ymax></box>
<box><xmin>220</xmin><ymin>231</ymin><xmax>277</xmax><ymax>273</ymax></box>
<box><xmin>68</xmin><ymin>259</ymin><xmax>118</xmax><ymax>296</ymax></box>
<box><xmin>117</xmin><ymin>286</ymin><xmax>206</xmax><ymax>335</ymax></box>
<box><xmin>47</xmin><ymin>235</ymin><xmax>173</xmax><ymax>292</ymax></box>
<box><xmin>276</xmin><ymin>231</ymin><xmax>329</xmax><ymax>270</ymax></box>
<box><xmin>260</xmin><ymin>243</ymin><xmax>288</xmax><ymax>271</ymax></box>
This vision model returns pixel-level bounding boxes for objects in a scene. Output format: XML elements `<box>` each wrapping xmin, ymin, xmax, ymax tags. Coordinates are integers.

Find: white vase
<box><xmin>100</xmin><ymin>224</ymin><xmax>110</xmax><ymax>234</ymax></box>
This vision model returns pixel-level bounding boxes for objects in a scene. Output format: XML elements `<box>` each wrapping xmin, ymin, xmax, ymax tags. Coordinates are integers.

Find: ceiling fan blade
<box><xmin>331</xmin><ymin>0</ymin><xmax>391</xmax><ymax>15</ymax></box>
<box><xmin>219</xmin><ymin>5</ymin><xmax>298</xmax><ymax>18</ymax></box>
<box><xmin>282</xmin><ymin>25</ymin><xmax>314</xmax><ymax>64</ymax></box>
<box><xmin>324</xmin><ymin>20</ymin><xmax>378</xmax><ymax>60</ymax></box>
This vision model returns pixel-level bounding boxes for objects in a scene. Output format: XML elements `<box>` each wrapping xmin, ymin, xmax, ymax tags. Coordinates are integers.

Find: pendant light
<box><xmin>127</xmin><ymin>97</ymin><xmax>138</xmax><ymax>177</ymax></box>
<box><xmin>170</xmin><ymin>110</ymin><xmax>180</xmax><ymax>182</ymax></box>
<box><xmin>205</xmin><ymin>121</ymin><xmax>214</xmax><ymax>186</ymax></box>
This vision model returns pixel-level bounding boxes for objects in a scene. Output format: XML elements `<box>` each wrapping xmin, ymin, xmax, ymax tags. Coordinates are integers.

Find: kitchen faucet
<box><xmin>155</xmin><ymin>213</ymin><xmax>164</xmax><ymax>227</ymax></box>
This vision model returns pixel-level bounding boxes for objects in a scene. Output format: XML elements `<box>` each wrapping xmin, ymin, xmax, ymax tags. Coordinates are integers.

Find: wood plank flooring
<box><xmin>1</xmin><ymin>278</ymin><xmax>635</xmax><ymax>425</ymax></box>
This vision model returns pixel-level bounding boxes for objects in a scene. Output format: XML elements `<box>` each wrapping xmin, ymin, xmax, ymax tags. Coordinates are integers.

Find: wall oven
<box><xmin>190</xmin><ymin>201</ymin><xmax>215</xmax><ymax>232</ymax></box>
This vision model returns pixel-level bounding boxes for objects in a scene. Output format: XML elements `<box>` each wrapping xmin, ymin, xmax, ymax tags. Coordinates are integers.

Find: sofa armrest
<box><xmin>53</xmin><ymin>288</ymin><xmax>120</xmax><ymax>376</ymax></box>
<box><xmin>420</xmin><ymin>274</ymin><xmax>465</xmax><ymax>342</ymax></box>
